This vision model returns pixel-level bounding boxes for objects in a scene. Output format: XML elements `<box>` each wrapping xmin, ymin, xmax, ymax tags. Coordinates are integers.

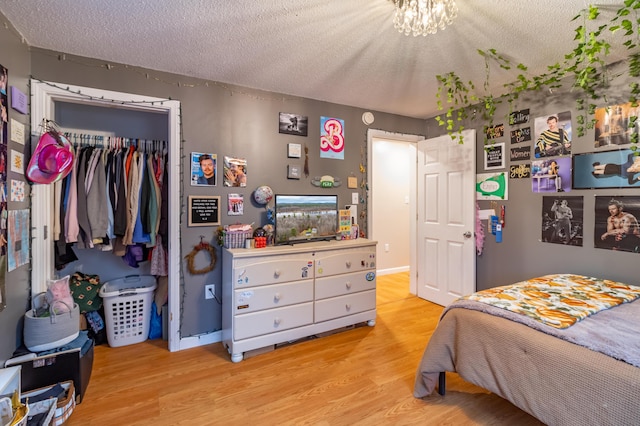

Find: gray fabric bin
<box><xmin>24</xmin><ymin>301</ymin><xmax>80</xmax><ymax>352</ymax></box>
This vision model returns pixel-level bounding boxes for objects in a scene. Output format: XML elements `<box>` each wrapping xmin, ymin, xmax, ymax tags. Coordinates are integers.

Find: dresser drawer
<box><xmin>315</xmin><ymin>270</ymin><xmax>376</xmax><ymax>300</ymax></box>
<box><xmin>234</xmin><ymin>302</ymin><xmax>313</xmax><ymax>340</ymax></box>
<box><xmin>233</xmin><ymin>254</ymin><xmax>314</xmax><ymax>287</ymax></box>
<box><xmin>315</xmin><ymin>248</ymin><xmax>376</xmax><ymax>278</ymax></box>
<box><xmin>314</xmin><ymin>289</ymin><xmax>376</xmax><ymax>323</ymax></box>
<box><xmin>234</xmin><ymin>280</ymin><xmax>313</xmax><ymax>314</ymax></box>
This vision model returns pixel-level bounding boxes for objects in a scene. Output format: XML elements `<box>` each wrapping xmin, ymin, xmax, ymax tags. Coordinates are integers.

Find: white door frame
<box><xmin>30</xmin><ymin>80</ymin><xmax>183</xmax><ymax>351</ymax></box>
<box><xmin>367</xmin><ymin>129</ymin><xmax>424</xmax><ymax>295</ymax></box>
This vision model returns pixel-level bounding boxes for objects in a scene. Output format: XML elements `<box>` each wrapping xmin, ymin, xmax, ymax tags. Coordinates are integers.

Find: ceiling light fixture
<box><xmin>393</xmin><ymin>0</ymin><xmax>458</xmax><ymax>37</ymax></box>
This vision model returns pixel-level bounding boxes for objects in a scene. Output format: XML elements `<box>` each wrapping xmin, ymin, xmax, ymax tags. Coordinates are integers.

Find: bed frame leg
<box><xmin>438</xmin><ymin>371</ymin><xmax>446</xmax><ymax>396</ymax></box>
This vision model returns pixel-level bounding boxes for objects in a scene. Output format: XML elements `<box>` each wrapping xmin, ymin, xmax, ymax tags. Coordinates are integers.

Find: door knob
<box><xmin>463</xmin><ymin>231</ymin><xmax>472</xmax><ymax>239</ymax></box>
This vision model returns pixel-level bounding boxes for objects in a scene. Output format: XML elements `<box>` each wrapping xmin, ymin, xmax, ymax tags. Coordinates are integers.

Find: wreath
<box><xmin>185</xmin><ymin>238</ymin><xmax>217</xmax><ymax>275</ymax></box>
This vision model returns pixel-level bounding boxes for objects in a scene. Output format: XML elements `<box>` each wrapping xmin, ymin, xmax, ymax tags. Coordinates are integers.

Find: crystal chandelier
<box><xmin>393</xmin><ymin>0</ymin><xmax>458</xmax><ymax>37</ymax></box>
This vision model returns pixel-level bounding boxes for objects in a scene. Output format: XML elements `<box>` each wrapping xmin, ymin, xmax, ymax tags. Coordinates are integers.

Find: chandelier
<box><xmin>393</xmin><ymin>0</ymin><xmax>458</xmax><ymax>37</ymax></box>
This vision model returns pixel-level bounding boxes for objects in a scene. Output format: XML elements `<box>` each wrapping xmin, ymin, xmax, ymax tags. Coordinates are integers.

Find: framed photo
<box><xmin>191</xmin><ymin>152</ymin><xmax>217</xmax><ymax>186</ymax></box>
<box><xmin>279</xmin><ymin>112</ymin><xmax>308</xmax><ymax>136</ymax></box>
<box><xmin>287</xmin><ymin>164</ymin><xmax>301</xmax><ymax>179</ymax></box>
<box><xmin>187</xmin><ymin>196</ymin><xmax>220</xmax><ymax>227</ymax></box>
<box><xmin>287</xmin><ymin>143</ymin><xmax>302</xmax><ymax>158</ymax></box>
<box><xmin>347</xmin><ymin>176</ymin><xmax>358</xmax><ymax>188</ymax></box>
<box><xmin>484</xmin><ymin>143</ymin><xmax>505</xmax><ymax>170</ymax></box>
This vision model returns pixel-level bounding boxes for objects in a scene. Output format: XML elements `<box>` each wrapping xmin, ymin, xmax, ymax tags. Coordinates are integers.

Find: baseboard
<box><xmin>376</xmin><ymin>266</ymin><xmax>410</xmax><ymax>276</ymax></box>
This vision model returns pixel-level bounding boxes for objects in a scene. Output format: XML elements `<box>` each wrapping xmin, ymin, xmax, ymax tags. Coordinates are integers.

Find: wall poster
<box><xmin>7</xmin><ymin>209</ymin><xmax>29</xmax><ymax>272</ymax></box>
<box><xmin>541</xmin><ymin>196</ymin><xmax>583</xmax><ymax>246</ymax></box>
<box><xmin>320</xmin><ymin>116</ymin><xmax>345</xmax><ymax>160</ymax></box>
<box><xmin>573</xmin><ymin>150</ymin><xmax>640</xmax><ymax>189</ymax></box>
<box><xmin>594</xmin><ymin>195</ymin><xmax>640</xmax><ymax>253</ymax></box>
<box><xmin>191</xmin><ymin>152</ymin><xmax>217</xmax><ymax>186</ymax></box>
<box><xmin>0</xmin><ymin>64</ymin><xmax>7</xmax><ymax>310</ymax></box>
<box><xmin>593</xmin><ymin>102</ymin><xmax>639</xmax><ymax>149</ymax></box>
<box><xmin>476</xmin><ymin>172</ymin><xmax>508</xmax><ymax>200</ymax></box>
<box><xmin>223</xmin><ymin>156</ymin><xmax>247</xmax><ymax>187</ymax></box>
<box><xmin>531</xmin><ymin>157</ymin><xmax>571</xmax><ymax>193</ymax></box>
<box><xmin>227</xmin><ymin>193</ymin><xmax>244</xmax><ymax>216</ymax></box>
<box><xmin>533</xmin><ymin>111</ymin><xmax>572</xmax><ymax>158</ymax></box>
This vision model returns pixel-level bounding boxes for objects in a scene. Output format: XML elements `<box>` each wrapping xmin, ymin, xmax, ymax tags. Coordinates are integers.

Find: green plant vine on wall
<box><xmin>435</xmin><ymin>1</ymin><xmax>640</xmax><ymax>150</ymax></box>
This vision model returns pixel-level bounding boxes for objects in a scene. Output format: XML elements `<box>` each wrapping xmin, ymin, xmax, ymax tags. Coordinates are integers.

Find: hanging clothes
<box><xmin>53</xmin><ymin>135</ymin><xmax>168</xmax><ymax>271</ymax></box>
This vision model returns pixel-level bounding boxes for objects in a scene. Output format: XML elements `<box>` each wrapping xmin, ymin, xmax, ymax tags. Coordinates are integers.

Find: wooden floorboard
<box><xmin>66</xmin><ymin>272</ymin><xmax>543</xmax><ymax>425</ymax></box>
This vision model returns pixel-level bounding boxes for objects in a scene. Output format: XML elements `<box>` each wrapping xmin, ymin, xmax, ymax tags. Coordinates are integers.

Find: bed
<box><xmin>413</xmin><ymin>274</ymin><xmax>640</xmax><ymax>426</ymax></box>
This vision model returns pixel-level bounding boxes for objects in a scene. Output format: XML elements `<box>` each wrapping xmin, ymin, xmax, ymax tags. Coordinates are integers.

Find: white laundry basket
<box><xmin>99</xmin><ymin>275</ymin><xmax>157</xmax><ymax>347</ymax></box>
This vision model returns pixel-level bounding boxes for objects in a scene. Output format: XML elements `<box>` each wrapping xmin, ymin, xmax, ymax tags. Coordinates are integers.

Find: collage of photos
<box><xmin>188</xmin><ymin>152</ymin><xmax>248</xmax><ymax>226</ymax></box>
<box><xmin>0</xmin><ymin>64</ymin><xmax>7</xmax><ymax>311</ymax></box>
<box><xmin>0</xmin><ymin>64</ymin><xmax>8</xmax><ymax>259</ymax></box>
<box><xmin>500</xmin><ymin>101</ymin><xmax>640</xmax><ymax>254</ymax></box>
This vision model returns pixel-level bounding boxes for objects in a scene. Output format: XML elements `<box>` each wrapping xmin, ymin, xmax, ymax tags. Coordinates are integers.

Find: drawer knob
<box><xmin>274</xmin><ymin>317</ymin><xmax>281</xmax><ymax>326</ymax></box>
<box><xmin>274</xmin><ymin>293</ymin><xmax>281</xmax><ymax>302</ymax></box>
<box><xmin>274</xmin><ymin>269</ymin><xmax>281</xmax><ymax>278</ymax></box>
<box><xmin>345</xmin><ymin>281</ymin><xmax>352</xmax><ymax>290</ymax></box>
<box><xmin>345</xmin><ymin>304</ymin><xmax>352</xmax><ymax>311</ymax></box>
<box><xmin>345</xmin><ymin>261</ymin><xmax>352</xmax><ymax>268</ymax></box>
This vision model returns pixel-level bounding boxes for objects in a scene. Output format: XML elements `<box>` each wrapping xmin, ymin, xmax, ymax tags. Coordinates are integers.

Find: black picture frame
<box><xmin>188</xmin><ymin>195</ymin><xmax>220</xmax><ymax>227</ymax></box>
<box><xmin>279</xmin><ymin>112</ymin><xmax>308</xmax><ymax>136</ymax></box>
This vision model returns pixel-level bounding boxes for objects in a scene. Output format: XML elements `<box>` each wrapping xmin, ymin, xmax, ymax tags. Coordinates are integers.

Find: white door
<box><xmin>417</xmin><ymin>130</ymin><xmax>476</xmax><ymax>306</ymax></box>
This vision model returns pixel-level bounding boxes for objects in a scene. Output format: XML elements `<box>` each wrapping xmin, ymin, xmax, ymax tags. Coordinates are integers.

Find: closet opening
<box><xmin>30</xmin><ymin>80</ymin><xmax>182</xmax><ymax>351</ymax></box>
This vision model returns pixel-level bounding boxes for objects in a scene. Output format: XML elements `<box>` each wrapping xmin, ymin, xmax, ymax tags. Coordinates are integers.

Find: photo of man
<box><xmin>594</xmin><ymin>102</ymin><xmax>639</xmax><ymax>148</ymax></box>
<box><xmin>191</xmin><ymin>152</ymin><xmax>217</xmax><ymax>186</ymax></box>
<box><xmin>595</xmin><ymin>196</ymin><xmax>640</xmax><ymax>253</ymax></box>
<box><xmin>223</xmin><ymin>156</ymin><xmax>247</xmax><ymax>187</ymax></box>
<box><xmin>533</xmin><ymin>112</ymin><xmax>572</xmax><ymax>158</ymax></box>
<box><xmin>573</xmin><ymin>150</ymin><xmax>640</xmax><ymax>189</ymax></box>
<box><xmin>541</xmin><ymin>196</ymin><xmax>583</xmax><ymax>246</ymax></box>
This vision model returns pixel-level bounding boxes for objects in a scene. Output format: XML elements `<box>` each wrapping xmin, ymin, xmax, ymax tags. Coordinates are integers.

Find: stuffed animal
<box><xmin>45</xmin><ymin>275</ymin><xmax>74</xmax><ymax>314</ymax></box>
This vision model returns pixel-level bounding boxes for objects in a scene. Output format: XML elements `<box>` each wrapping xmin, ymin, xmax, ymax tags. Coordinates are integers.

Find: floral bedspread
<box><xmin>461</xmin><ymin>274</ymin><xmax>640</xmax><ymax>328</ymax></box>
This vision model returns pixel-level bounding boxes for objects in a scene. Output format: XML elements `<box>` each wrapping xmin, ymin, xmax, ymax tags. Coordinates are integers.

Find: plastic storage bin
<box><xmin>99</xmin><ymin>275</ymin><xmax>157</xmax><ymax>348</ymax></box>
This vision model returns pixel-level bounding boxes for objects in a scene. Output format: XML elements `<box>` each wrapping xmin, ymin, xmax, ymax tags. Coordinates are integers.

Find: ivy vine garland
<box><xmin>185</xmin><ymin>238</ymin><xmax>217</xmax><ymax>275</ymax></box>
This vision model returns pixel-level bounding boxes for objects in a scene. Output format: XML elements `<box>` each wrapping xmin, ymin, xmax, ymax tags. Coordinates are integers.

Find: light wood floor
<box><xmin>66</xmin><ymin>272</ymin><xmax>543</xmax><ymax>425</ymax></box>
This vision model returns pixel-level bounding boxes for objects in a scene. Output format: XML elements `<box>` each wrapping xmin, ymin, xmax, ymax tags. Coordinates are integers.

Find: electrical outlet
<box><xmin>205</xmin><ymin>284</ymin><xmax>216</xmax><ymax>299</ymax></box>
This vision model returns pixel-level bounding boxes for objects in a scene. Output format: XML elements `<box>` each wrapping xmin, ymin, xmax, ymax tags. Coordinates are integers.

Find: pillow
<box><xmin>70</xmin><ymin>272</ymin><xmax>102</xmax><ymax>313</ymax></box>
<box><xmin>45</xmin><ymin>275</ymin><xmax>74</xmax><ymax>314</ymax></box>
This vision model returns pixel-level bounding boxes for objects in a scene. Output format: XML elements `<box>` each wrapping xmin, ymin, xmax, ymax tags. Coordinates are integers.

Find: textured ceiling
<box><xmin>0</xmin><ymin>0</ymin><xmax>629</xmax><ymax>119</ymax></box>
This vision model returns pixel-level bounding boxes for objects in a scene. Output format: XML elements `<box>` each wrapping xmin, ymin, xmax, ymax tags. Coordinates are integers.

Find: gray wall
<box><xmin>0</xmin><ymin>17</ymin><xmax>32</xmax><ymax>363</ymax></box>
<box><xmin>426</xmin><ymin>63</ymin><xmax>640</xmax><ymax>290</ymax></box>
<box><xmin>27</xmin><ymin>47</ymin><xmax>425</xmax><ymax>342</ymax></box>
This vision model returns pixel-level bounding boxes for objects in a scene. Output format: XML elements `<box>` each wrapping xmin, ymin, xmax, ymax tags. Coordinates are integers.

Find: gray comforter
<box><xmin>414</xmin><ymin>300</ymin><xmax>640</xmax><ymax>425</ymax></box>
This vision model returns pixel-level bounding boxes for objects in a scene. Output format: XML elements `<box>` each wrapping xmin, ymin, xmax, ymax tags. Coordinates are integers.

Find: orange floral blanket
<box><xmin>461</xmin><ymin>274</ymin><xmax>640</xmax><ymax>328</ymax></box>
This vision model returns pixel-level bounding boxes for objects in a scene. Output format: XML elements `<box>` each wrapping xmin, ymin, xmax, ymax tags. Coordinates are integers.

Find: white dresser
<box><xmin>222</xmin><ymin>239</ymin><xmax>377</xmax><ymax>362</ymax></box>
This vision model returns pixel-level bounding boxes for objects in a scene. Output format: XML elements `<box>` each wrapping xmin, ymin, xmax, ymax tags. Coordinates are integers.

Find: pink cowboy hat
<box><xmin>26</xmin><ymin>131</ymin><xmax>74</xmax><ymax>184</ymax></box>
